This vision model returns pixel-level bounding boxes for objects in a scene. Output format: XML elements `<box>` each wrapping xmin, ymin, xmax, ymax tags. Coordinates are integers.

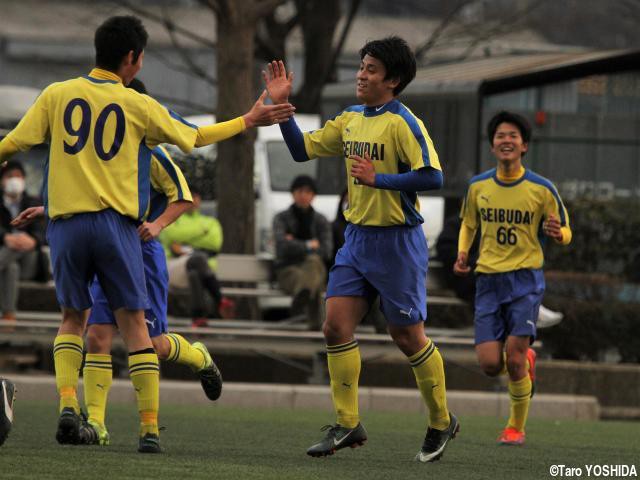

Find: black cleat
<box><xmin>193</xmin><ymin>342</ymin><xmax>223</xmax><ymax>401</ymax></box>
<box><xmin>306</xmin><ymin>423</ymin><xmax>367</xmax><ymax>457</ymax></box>
<box><xmin>0</xmin><ymin>378</ymin><xmax>16</xmax><ymax>447</ymax></box>
<box><xmin>56</xmin><ymin>408</ymin><xmax>97</xmax><ymax>445</ymax></box>
<box><xmin>138</xmin><ymin>433</ymin><xmax>162</xmax><ymax>453</ymax></box>
<box><xmin>415</xmin><ymin>413</ymin><xmax>460</xmax><ymax>463</ymax></box>
<box><xmin>56</xmin><ymin>407</ymin><xmax>81</xmax><ymax>444</ymax></box>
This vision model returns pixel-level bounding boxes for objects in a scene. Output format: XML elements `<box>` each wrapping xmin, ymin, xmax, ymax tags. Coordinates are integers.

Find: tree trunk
<box><xmin>216</xmin><ymin>16</ymin><xmax>257</xmax><ymax>254</ymax></box>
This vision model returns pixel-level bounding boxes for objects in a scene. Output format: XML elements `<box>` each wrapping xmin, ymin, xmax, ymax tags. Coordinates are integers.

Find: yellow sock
<box><xmin>409</xmin><ymin>338</ymin><xmax>450</xmax><ymax>430</ymax></box>
<box><xmin>507</xmin><ymin>375</ymin><xmax>532</xmax><ymax>432</ymax></box>
<box><xmin>53</xmin><ymin>334</ymin><xmax>83</xmax><ymax>413</ymax></box>
<box><xmin>327</xmin><ymin>341</ymin><xmax>361</xmax><ymax>428</ymax></box>
<box><xmin>165</xmin><ymin>333</ymin><xmax>206</xmax><ymax>370</ymax></box>
<box><xmin>128</xmin><ymin>351</ymin><xmax>160</xmax><ymax>436</ymax></box>
<box><xmin>83</xmin><ymin>354</ymin><xmax>113</xmax><ymax>426</ymax></box>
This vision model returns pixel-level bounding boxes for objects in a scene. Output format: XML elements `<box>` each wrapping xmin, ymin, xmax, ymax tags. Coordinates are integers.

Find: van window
<box><xmin>266</xmin><ymin>140</ymin><xmax>345</xmax><ymax>195</ymax></box>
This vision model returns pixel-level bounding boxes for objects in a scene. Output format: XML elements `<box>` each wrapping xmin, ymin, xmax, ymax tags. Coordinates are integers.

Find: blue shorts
<box><xmin>88</xmin><ymin>239</ymin><xmax>168</xmax><ymax>338</ymax></box>
<box><xmin>46</xmin><ymin>209</ymin><xmax>148</xmax><ymax>311</ymax></box>
<box><xmin>327</xmin><ymin>223</ymin><xmax>428</xmax><ymax>326</ymax></box>
<box><xmin>474</xmin><ymin>269</ymin><xmax>545</xmax><ymax>345</ymax></box>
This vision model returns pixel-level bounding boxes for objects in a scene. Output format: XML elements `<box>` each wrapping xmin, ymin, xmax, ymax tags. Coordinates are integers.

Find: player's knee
<box><xmin>479</xmin><ymin>360</ymin><xmax>503</xmax><ymax>377</ymax></box>
<box><xmin>322</xmin><ymin>318</ymin><xmax>347</xmax><ymax>344</ymax></box>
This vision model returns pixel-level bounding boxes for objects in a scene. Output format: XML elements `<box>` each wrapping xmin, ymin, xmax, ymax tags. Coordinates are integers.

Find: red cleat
<box><xmin>527</xmin><ymin>348</ymin><xmax>537</xmax><ymax>397</ymax></box>
<box><xmin>498</xmin><ymin>427</ymin><xmax>525</xmax><ymax>446</ymax></box>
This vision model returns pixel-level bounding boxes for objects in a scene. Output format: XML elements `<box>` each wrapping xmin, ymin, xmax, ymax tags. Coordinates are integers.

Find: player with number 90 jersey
<box><xmin>4</xmin><ymin>68</ymin><xmax>197</xmax><ymax>220</ymax></box>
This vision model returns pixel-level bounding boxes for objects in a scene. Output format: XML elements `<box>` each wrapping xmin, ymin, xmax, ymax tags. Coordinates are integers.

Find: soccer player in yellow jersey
<box><xmin>455</xmin><ymin>111</ymin><xmax>572</xmax><ymax>446</ymax></box>
<box><xmin>0</xmin><ymin>15</ymin><xmax>294</xmax><ymax>453</ymax></box>
<box><xmin>264</xmin><ymin>37</ymin><xmax>458</xmax><ymax>463</ymax></box>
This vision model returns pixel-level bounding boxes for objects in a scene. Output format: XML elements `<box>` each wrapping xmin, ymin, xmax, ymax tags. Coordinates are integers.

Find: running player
<box><xmin>0</xmin><ymin>15</ymin><xmax>294</xmax><ymax>453</ymax></box>
<box><xmin>263</xmin><ymin>36</ymin><xmax>458</xmax><ymax>463</ymax></box>
<box><xmin>454</xmin><ymin>111</ymin><xmax>572</xmax><ymax>446</ymax></box>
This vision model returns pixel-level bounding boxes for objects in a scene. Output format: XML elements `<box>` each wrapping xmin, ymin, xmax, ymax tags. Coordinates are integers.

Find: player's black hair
<box><xmin>126</xmin><ymin>77</ymin><xmax>147</xmax><ymax>94</ymax></box>
<box><xmin>487</xmin><ymin>111</ymin><xmax>532</xmax><ymax>146</ymax></box>
<box><xmin>290</xmin><ymin>175</ymin><xmax>317</xmax><ymax>194</ymax></box>
<box><xmin>359</xmin><ymin>36</ymin><xmax>416</xmax><ymax>96</ymax></box>
<box><xmin>95</xmin><ymin>16</ymin><xmax>148</xmax><ymax>72</ymax></box>
<box><xmin>0</xmin><ymin>160</ymin><xmax>25</xmax><ymax>179</ymax></box>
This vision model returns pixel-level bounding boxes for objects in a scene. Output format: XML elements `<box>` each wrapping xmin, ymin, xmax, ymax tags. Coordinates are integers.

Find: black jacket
<box><xmin>0</xmin><ymin>192</ymin><xmax>49</xmax><ymax>281</ymax></box>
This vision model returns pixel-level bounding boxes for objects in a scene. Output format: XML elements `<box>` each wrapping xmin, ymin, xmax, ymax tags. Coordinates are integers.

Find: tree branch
<box><xmin>252</xmin><ymin>0</ymin><xmax>289</xmax><ymax>20</ymax></box>
<box><xmin>111</xmin><ymin>0</ymin><xmax>217</xmax><ymax>49</ymax></box>
<box><xmin>414</xmin><ymin>0</ymin><xmax>477</xmax><ymax>61</ymax></box>
<box><xmin>162</xmin><ymin>8</ymin><xmax>217</xmax><ymax>86</ymax></box>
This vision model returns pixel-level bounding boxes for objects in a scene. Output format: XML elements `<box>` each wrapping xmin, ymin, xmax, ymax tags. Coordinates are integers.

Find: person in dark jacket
<box><xmin>0</xmin><ymin>160</ymin><xmax>47</xmax><ymax>322</ymax></box>
<box><xmin>273</xmin><ymin>175</ymin><xmax>332</xmax><ymax>330</ymax></box>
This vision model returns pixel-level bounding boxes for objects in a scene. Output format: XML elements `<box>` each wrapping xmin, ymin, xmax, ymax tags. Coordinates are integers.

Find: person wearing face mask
<box><xmin>0</xmin><ymin>160</ymin><xmax>47</xmax><ymax>324</ymax></box>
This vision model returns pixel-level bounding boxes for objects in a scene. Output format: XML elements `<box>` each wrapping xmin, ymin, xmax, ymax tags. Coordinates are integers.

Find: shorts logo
<box><xmin>399</xmin><ymin>308</ymin><xmax>413</xmax><ymax>317</ymax></box>
<box><xmin>526</xmin><ymin>320</ymin><xmax>535</xmax><ymax>328</ymax></box>
<box><xmin>145</xmin><ymin>318</ymin><xmax>156</xmax><ymax>329</ymax></box>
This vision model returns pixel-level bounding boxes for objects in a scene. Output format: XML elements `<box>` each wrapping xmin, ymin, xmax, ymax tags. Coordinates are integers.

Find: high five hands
<box><xmin>243</xmin><ymin>89</ymin><xmax>296</xmax><ymax>128</ymax></box>
<box><xmin>262</xmin><ymin>60</ymin><xmax>294</xmax><ymax>105</ymax></box>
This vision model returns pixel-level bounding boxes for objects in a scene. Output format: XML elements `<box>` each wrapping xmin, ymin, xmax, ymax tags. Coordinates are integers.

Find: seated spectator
<box><xmin>274</xmin><ymin>175</ymin><xmax>332</xmax><ymax>330</ymax></box>
<box><xmin>160</xmin><ymin>188</ymin><xmax>234</xmax><ymax>327</ymax></box>
<box><xmin>0</xmin><ymin>161</ymin><xmax>47</xmax><ymax>324</ymax></box>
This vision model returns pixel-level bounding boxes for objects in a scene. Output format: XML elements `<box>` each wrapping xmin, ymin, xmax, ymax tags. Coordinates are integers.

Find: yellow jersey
<box><xmin>303</xmin><ymin>99</ymin><xmax>441</xmax><ymax>226</ymax></box>
<box><xmin>460</xmin><ymin>168</ymin><xmax>571</xmax><ymax>273</ymax></box>
<box><xmin>147</xmin><ymin>145</ymin><xmax>192</xmax><ymax>222</ymax></box>
<box><xmin>4</xmin><ymin>68</ymin><xmax>197</xmax><ymax>220</ymax></box>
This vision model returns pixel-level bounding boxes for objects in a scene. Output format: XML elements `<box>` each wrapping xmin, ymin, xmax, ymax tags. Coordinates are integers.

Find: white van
<box><xmin>169</xmin><ymin>114</ymin><xmax>445</xmax><ymax>255</ymax></box>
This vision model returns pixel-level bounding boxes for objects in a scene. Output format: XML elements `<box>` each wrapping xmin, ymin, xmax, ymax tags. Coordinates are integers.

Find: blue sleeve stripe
<box><xmin>152</xmin><ymin>147</ymin><xmax>184</xmax><ymax>200</ymax></box>
<box><xmin>137</xmin><ymin>139</ymin><xmax>153</xmax><ymax>220</ymax></box>
<box><xmin>525</xmin><ymin>171</ymin><xmax>567</xmax><ymax>225</ymax></box>
<box><xmin>395</xmin><ymin>106</ymin><xmax>431</xmax><ymax>168</ymax></box>
<box><xmin>279</xmin><ymin>117</ymin><xmax>309</xmax><ymax>162</ymax></box>
<box><xmin>166</xmin><ymin>108</ymin><xmax>198</xmax><ymax>129</ymax></box>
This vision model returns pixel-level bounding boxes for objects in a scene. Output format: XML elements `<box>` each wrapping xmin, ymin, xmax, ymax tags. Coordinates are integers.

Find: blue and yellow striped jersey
<box><xmin>303</xmin><ymin>99</ymin><xmax>441</xmax><ymax>226</ymax></box>
<box><xmin>147</xmin><ymin>145</ymin><xmax>192</xmax><ymax>222</ymax></box>
<box><xmin>460</xmin><ymin>168</ymin><xmax>571</xmax><ymax>273</ymax></box>
<box><xmin>5</xmin><ymin>68</ymin><xmax>197</xmax><ymax>220</ymax></box>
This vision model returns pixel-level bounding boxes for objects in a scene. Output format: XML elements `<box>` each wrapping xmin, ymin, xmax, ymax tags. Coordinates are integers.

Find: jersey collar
<box><xmin>493</xmin><ymin>167</ymin><xmax>527</xmax><ymax>187</ymax></box>
<box><xmin>363</xmin><ymin>98</ymin><xmax>399</xmax><ymax>117</ymax></box>
<box><xmin>85</xmin><ymin>68</ymin><xmax>123</xmax><ymax>84</ymax></box>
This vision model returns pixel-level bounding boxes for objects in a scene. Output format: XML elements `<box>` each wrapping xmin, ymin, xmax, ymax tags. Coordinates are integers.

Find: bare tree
<box><xmin>198</xmin><ymin>0</ymin><xmax>287</xmax><ymax>255</ymax></box>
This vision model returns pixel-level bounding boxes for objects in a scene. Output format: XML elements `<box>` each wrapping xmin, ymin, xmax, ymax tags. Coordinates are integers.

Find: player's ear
<box><xmin>521</xmin><ymin>142</ymin><xmax>529</xmax><ymax>154</ymax></box>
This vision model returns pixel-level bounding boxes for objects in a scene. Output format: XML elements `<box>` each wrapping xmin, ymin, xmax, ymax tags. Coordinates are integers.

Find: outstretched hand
<box><xmin>349</xmin><ymin>153</ymin><xmax>376</xmax><ymax>186</ymax></box>
<box><xmin>262</xmin><ymin>60</ymin><xmax>294</xmax><ymax>105</ymax></box>
<box><xmin>243</xmin><ymin>90</ymin><xmax>296</xmax><ymax>128</ymax></box>
<box><xmin>11</xmin><ymin>206</ymin><xmax>45</xmax><ymax>228</ymax></box>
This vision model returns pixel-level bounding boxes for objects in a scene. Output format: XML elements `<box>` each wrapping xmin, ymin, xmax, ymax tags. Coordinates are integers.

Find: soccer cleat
<box><xmin>56</xmin><ymin>408</ymin><xmax>98</xmax><ymax>445</ymax></box>
<box><xmin>193</xmin><ymin>342</ymin><xmax>223</xmax><ymax>401</ymax></box>
<box><xmin>527</xmin><ymin>348</ymin><xmax>537</xmax><ymax>398</ymax></box>
<box><xmin>498</xmin><ymin>426</ymin><xmax>525</xmax><ymax>446</ymax></box>
<box><xmin>87</xmin><ymin>420</ymin><xmax>110</xmax><ymax>446</ymax></box>
<box><xmin>56</xmin><ymin>407</ymin><xmax>81</xmax><ymax>444</ymax></box>
<box><xmin>191</xmin><ymin>317</ymin><xmax>208</xmax><ymax>328</ymax></box>
<box><xmin>306</xmin><ymin>423</ymin><xmax>367</xmax><ymax>457</ymax></box>
<box><xmin>0</xmin><ymin>378</ymin><xmax>16</xmax><ymax>447</ymax></box>
<box><xmin>138</xmin><ymin>433</ymin><xmax>162</xmax><ymax>453</ymax></box>
<box><xmin>415</xmin><ymin>413</ymin><xmax>460</xmax><ymax>463</ymax></box>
